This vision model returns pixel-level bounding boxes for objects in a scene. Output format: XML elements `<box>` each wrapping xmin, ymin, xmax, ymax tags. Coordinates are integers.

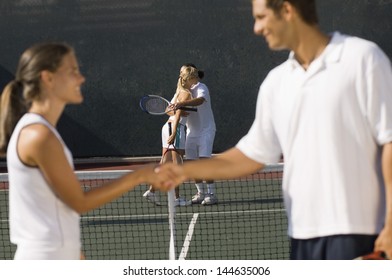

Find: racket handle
<box><xmin>180</xmin><ymin>107</ymin><xmax>197</xmax><ymax>112</ymax></box>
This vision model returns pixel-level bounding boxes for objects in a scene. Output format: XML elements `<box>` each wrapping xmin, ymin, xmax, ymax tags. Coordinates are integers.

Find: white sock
<box><xmin>195</xmin><ymin>183</ymin><xmax>204</xmax><ymax>194</ymax></box>
<box><xmin>207</xmin><ymin>183</ymin><xmax>215</xmax><ymax>195</ymax></box>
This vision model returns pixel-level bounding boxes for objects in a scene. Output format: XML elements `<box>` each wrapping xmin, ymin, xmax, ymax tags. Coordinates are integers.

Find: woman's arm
<box><xmin>167</xmin><ymin>108</ymin><xmax>182</xmax><ymax>144</ymax></box>
<box><xmin>168</xmin><ymin>90</ymin><xmax>192</xmax><ymax>144</ymax></box>
<box><xmin>19</xmin><ymin>124</ymin><xmax>173</xmax><ymax>214</ymax></box>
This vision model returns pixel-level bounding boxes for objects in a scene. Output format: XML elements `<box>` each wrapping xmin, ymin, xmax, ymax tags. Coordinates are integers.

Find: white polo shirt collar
<box><xmin>287</xmin><ymin>31</ymin><xmax>345</xmax><ymax>71</ymax></box>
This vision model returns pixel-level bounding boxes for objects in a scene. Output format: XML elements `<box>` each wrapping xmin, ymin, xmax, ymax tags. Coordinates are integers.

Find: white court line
<box><xmin>178</xmin><ymin>213</ymin><xmax>199</xmax><ymax>260</ymax></box>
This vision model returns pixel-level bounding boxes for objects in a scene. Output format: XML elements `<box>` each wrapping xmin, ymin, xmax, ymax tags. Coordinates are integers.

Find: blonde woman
<box><xmin>171</xmin><ymin>64</ymin><xmax>217</xmax><ymax>205</ymax></box>
<box><xmin>143</xmin><ymin>66</ymin><xmax>198</xmax><ymax>206</ymax></box>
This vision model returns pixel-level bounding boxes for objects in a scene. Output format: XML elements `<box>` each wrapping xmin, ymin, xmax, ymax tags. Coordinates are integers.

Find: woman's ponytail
<box><xmin>0</xmin><ymin>80</ymin><xmax>27</xmax><ymax>155</ymax></box>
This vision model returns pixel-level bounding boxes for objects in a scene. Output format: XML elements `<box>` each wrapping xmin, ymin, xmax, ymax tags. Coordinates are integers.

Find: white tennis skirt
<box><xmin>161</xmin><ymin>121</ymin><xmax>186</xmax><ymax>150</ymax></box>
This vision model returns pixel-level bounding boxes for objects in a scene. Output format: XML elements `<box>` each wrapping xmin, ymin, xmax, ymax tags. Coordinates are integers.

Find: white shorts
<box><xmin>161</xmin><ymin>121</ymin><xmax>186</xmax><ymax>150</ymax></box>
<box><xmin>14</xmin><ymin>244</ymin><xmax>80</xmax><ymax>260</ymax></box>
<box><xmin>185</xmin><ymin>130</ymin><xmax>215</xmax><ymax>160</ymax></box>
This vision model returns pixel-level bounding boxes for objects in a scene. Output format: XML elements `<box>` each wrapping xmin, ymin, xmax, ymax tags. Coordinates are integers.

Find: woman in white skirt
<box><xmin>143</xmin><ymin>67</ymin><xmax>199</xmax><ymax>206</ymax></box>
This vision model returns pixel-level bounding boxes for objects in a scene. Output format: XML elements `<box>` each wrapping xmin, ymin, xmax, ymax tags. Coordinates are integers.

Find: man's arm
<box><xmin>157</xmin><ymin>147</ymin><xmax>264</xmax><ymax>186</ymax></box>
<box><xmin>375</xmin><ymin>142</ymin><xmax>392</xmax><ymax>258</ymax></box>
<box><xmin>175</xmin><ymin>97</ymin><xmax>205</xmax><ymax>108</ymax></box>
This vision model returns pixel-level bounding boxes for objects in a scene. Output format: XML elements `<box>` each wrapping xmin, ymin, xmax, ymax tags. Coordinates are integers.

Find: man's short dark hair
<box><xmin>267</xmin><ymin>0</ymin><xmax>318</xmax><ymax>25</ymax></box>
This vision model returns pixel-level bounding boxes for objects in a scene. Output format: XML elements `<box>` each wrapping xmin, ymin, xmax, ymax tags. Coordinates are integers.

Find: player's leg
<box><xmin>199</xmin><ymin>131</ymin><xmax>217</xmax><ymax>205</ymax></box>
<box><xmin>173</xmin><ymin>149</ymin><xmax>190</xmax><ymax>206</ymax></box>
<box><xmin>186</xmin><ymin>136</ymin><xmax>205</xmax><ymax>204</ymax></box>
<box><xmin>173</xmin><ymin>149</ymin><xmax>184</xmax><ymax>201</ymax></box>
<box><xmin>143</xmin><ymin>122</ymin><xmax>170</xmax><ymax>205</ymax></box>
<box><xmin>173</xmin><ymin>123</ymin><xmax>191</xmax><ymax>206</ymax></box>
<box><xmin>142</xmin><ymin>145</ymin><xmax>168</xmax><ymax>206</ymax></box>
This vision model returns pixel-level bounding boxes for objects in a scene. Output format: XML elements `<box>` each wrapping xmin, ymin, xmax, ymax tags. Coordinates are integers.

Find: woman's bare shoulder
<box><xmin>177</xmin><ymin>89</ymin><xmax>192</xmax><ymax>101</ymax></box>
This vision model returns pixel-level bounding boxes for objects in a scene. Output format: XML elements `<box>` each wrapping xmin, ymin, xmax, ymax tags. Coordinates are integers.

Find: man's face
<box><xmin>252</xmin><ymin>0</ymin><xmax>291</xmax><ymax>50</ymax></box>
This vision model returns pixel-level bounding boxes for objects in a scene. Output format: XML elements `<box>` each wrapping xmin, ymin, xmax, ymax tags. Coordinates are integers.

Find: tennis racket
<box><xmin>354</xmin><ymin>251</ymin><xmax>389</xmax><ymax>260</ymax></box>
<box><xmin>139</xmin><ymin>95</ymin><xmax>197</xmax><ymax>115</ymax></box>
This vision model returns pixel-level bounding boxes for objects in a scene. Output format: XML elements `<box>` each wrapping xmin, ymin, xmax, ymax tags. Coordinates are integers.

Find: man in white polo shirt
<box><xmin>158</xmin><ymin>0</ymin><xmax>392</xmax><ymax>259</ymax></box>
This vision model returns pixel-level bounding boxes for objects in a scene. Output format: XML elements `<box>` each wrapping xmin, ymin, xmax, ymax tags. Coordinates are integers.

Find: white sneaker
<box><xmin>191</xmin><ymin>192</ymin><xmax>205</xmax><ymax>204</ymax></box>
<box><xmin>143</xmin><ymin>190</ymin><xmax>161</xmax><ymax>206</ymax></box>
<box><xmin>174</xmin><ymin>197</ymin><xmax>191</xmax><ymax>207</ymax></box>
<box><xmin>201</xmin><ymin>194</ymin><xmax>218</xmax><ymax>205</ymax></box>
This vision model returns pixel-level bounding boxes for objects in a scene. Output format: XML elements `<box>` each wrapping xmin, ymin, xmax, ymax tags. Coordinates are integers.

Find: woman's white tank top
<box><xmin>7</xmin><ymin>113</ymin><xmax>80</xmax><ymax>249</ymax></box>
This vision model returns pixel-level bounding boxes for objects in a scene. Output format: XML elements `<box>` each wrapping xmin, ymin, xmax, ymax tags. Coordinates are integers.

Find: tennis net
<box><xmin>0</xmin><ymin>164</ymin><xmax>289</xmax><ymax>259</ymax></box>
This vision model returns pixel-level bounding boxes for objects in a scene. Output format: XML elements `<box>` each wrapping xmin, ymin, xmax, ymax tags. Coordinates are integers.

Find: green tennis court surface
<box><xmin>0</xmin><ymin>165</ymin><xmax>289</xmax><ymax>259</ymax></box>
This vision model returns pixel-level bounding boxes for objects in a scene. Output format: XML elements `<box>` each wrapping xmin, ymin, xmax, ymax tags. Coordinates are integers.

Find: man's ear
<box><xmin>281</xmin><ymin>1</ymin><xmax>296</xmax><ymax>21</ymax></box>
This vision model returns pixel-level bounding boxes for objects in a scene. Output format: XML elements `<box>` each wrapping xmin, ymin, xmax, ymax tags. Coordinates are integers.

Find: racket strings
<box><xmin>144</xmin><ymin>98</ymin><xmax>168</xmax><ymax>114</ymax></box>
